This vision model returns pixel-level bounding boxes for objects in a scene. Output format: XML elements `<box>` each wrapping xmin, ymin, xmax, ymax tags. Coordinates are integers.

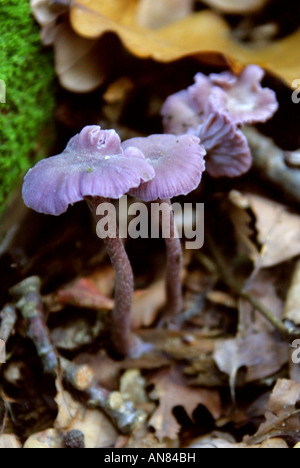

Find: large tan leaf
<box><xmin>70</xmin><ymin>1</ymin><xmax>300</xmax><ymax>86</ymax></box>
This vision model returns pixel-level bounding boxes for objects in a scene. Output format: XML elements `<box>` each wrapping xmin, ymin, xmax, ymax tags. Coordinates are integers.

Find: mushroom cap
<box><xmin>122</xmin><ymin>134</ymin><xmax>206</xmax><ymax>202</ymax></box>
<box><xmin>162</xmin><ymin>89</ymin><xmax>252</xmax><ymax>178</ymax></box>
<box><xmin>209</xmin><ymin>65</ymin><xmax>278</xmax><ymax>124</ymax></box>
<box><xmin>163</xmin><ymin>65</ymin><xmax>278</xmax><ymax>131</ymax></box>
<box><xmin>162</xmin><ymin>89</ymin><xmax>203</xmax><ymax>136</ymax></box>
<box><xmin>22</xmin><ymin>126</ymin><xmax>155</xmax><ymax>216</ymax></box>
<box><xmin>198</xmin><ymin>103</ymin><xmax>252</xmax><ymax>177</ymax></box>
<box><xmin>161</xmin><ymin>65</ymin><xmax>278</xmax><ymax>178</ymax></box>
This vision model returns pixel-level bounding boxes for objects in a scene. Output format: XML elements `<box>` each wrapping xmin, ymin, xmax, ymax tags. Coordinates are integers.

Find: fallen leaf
<box><xmin>31</xmin><ymin>0</ymin><xmax>68</xmax><ymax>45</ymax></box>
<box><xmin>187</xmin><ymin>432</ymin><xmax>289</xmax><ymax>448</ymax></box>
<box><xmin>70</xmin><ymin>3</ymin><xmax>300</xmax><ymax>85</ymax></box>
<box><xmin>242</xmin><ymin>270</ymin><xmax>284</xmax><ymax>332</ymax></box>
<box><xmin>230</xmin><ymin>192</ymin><xmax>300</xmax><ymax>268</ymax></box>
<box><xmin>57</xmin><ymin>277</ymin><xmax>114</xmax><ymax>310</ymax></box>
<box><xmin>148</xmin><ymin>367</ymin><xmax>221</xmax><ymax>441</ymax></box>
<box><xmin>284</xmin><ymin>259</ymin><xmax>300</xmax><ymax>325</ymax></box>
<box><xmin>23</xmin><ymin>429</ymin><xmax>64</xmax><ymax>449</ymax></box>
<box><xmin>0</xmin><ymin>434</ymin><xmax>22</xmax><ymax>449</ymax></box>
<box><xmin>246</xmin><ymin>379</ymin><xmax>300</xmax><ymax>444</ymax></box>
<box><xmin>54</xmin><ymin>21</ymin><xmax>111</xmax><ymax>92</ymax></box>
<box><xmin>214</xmin><ymin>331</ymin><xmax>289</xmax><ymax>385</ymax></box>
<box><xmin>75</xmin><ymin>350</ymin><xmax>121</xmax><ymax>391</ymax></box>
<box><xmin>55</xmin><ymin>387</ymin><xmax>118</xmax><ymax>448</ymax></box>
<box><xmin>86</xmin><ymin>265</ymin><xmax>116</xmax><ymax>297</ymax></box>
<box><xmin>131</xmin><ymin>279</ymin><xmax>166</xmax><ymax>329</ymax></box>
<box><xmin>248</xmin><ymin>194</ymin><xmax>300</xmax><ymax>268</ymax></box>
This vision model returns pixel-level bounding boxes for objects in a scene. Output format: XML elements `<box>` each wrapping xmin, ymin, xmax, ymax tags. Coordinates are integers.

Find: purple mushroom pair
<box><xmin>23</xmin><ymin>126</ymin><xmax>206</xmax><ymax>357</ymax></box>
<box><xmin>162</xmin><ymin>65</ymin><xmax>278</xmax><ymax>177</ymax></box>
<box><xmin>22</xmin><ymin>65</ymin><xmax>279</xmax><ymax>357</ymax></box>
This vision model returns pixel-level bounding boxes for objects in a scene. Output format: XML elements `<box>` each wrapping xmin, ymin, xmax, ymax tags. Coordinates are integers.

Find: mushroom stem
<box><xmin>160</xmin><ymin>199</ymin><xmax>183</xmax><ymax>316</ymax></box>
<box><xmin>86</xmin><ymin>197</ymin><xmax>134</xmax><ymax>357</ymax></box>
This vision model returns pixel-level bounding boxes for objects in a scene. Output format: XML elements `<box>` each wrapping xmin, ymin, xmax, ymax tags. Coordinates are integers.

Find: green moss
<box><xmin>0</xmin><ymin>0</ymin><xmax>55</xmax><ymax>213</ymax></box>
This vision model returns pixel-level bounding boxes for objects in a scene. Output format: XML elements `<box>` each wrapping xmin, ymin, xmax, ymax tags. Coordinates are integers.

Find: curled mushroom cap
<box><xmin>209</xmin><ymin>65</ymin><xmax>278</xmax><ymax>124</ymax></box>
<box><xmin>22</xmin><ymin>126</ymin><xmax>155</xmax><ymax>216</ymax></box>
<box><xmin>197</xmin><ymin>103</ymin><xmax>252</xmax><ymax>178</ymax></box>
<box><xmin>162</xmin><ymin>65</ymin><xmax>278</xmax><ymax>178</ymax></box>
<box><xmin>189</xmin><ymin>65</ymin><xmax>278</xmax><ymax>125</ymax></box>
<box><xmin>122</xmin><ymin>134</ymin><xmax>206</xmax><ymax>202</ymax></box>
<box><xmin>162</xmin><ymin>90</ymin><xmax>252</xmax><ymax>178</ymax></box>
<box><xmin>163</xmin><ymin>65</ymin><xmax>278</xmax><ymax>131</ymax></box>
<box><xmin>162</xmin><ymin>90</ymin><xmax>201</xmax><ymax>136</ymax></box>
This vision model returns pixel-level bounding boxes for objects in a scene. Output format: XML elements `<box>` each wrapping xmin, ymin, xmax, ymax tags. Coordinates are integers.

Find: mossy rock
<box><xmin>0</xmin><ymin>0</ymin><xmax>55</xmax><ymax>215</ymax></box>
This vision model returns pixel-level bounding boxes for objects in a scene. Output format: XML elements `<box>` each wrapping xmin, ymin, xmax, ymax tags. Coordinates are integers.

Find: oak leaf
<box><xmin>70</xmin><ymin>1</ymin><xmax>300</xmax><ymax>86</ymax></box>
<box><xmin>148</xmin><ymin>367</ymin><xmax>221</xmax><ymax>441</ymax></box>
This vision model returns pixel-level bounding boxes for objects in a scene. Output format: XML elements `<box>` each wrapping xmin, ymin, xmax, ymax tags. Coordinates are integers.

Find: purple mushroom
<box><xmin>22</xmin><ymin>125</ymin><xmax>155</xmax><ymax>357</ymax></box>
<box><xmin>122</xmin><ymin>134</ymin><xmax>206</xmax><ymax>317</ymax></box>
<box><xmin>162</xmin><ymin>65</ymin><xmax>278</xmax><ymax>178</ymax></box>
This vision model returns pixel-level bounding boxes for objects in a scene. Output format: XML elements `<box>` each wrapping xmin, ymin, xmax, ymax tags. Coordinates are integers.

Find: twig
<box><xmin>0</xmin><ymin>304</ymin><xmax>17</xmax><ymax>342</ymax></box>
<box><xmin>244</xmin><ymin>127</ymin><xmax>300</xmax><ymax>204</ymax></box>
<box><xmin>61</xmin><ymin>359</ymin><xmax>144</xmax><ymax>434</ymax></box>
<box><xmin>206</xmin><ymin>232</ymin><xmax>300</xmax><ymax>340</ymax></box>
<box><xmin>9</xmin><ymin>277</ymin><xmax>58</xmax><ymax>375</ymax></box>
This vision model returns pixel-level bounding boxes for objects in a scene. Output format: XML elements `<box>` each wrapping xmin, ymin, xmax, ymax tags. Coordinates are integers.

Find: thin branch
<box><xmin>206</xmin><ymin>232</ymin><xmax>300</xmax><ymax>340</ymax></box>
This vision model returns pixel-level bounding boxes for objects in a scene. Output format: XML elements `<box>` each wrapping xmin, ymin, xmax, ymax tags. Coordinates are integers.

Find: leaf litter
<box><xmin>1</xmin><ymin>0</ymin><xmax>300</xmax><ymax>450</ymax></box>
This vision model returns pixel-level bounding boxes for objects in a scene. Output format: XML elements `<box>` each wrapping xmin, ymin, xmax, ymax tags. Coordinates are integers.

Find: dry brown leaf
<box><xmin>0</xmin><ymin>434</ymin><xmax>22</xmax><ymax>449</ymax></box>
<box><xmin>75</xmin><ymin>350</ymin><xmax>121</xmax><ymax>390</ymax></box>
<box><xmin>55</xmin><ymin>387</ymin><xmax>118</xmax><ymax>448</ymax></box>
<box><xmin>246</xmin><ymin>379</ymin><xmax>300</xmax><ymax>444</ymax></box>
<box><xmin>284</xmin><ymin>260</ymin><xmax>300</xmax><ymax>325</ymax></box>
<box><xmin>228</xmin><ymin>190</ymin><xmax>259</xmax><ymax>260</ymax></box>
<box><xmin>187</xmin><ymin>432</ymin><xmax>288</xmax><ymax>449</ymax></box>
<box><xmin>88</xmin><ymin>265</ymin><xmax>116</xmax><ymax>297</ymax></box>
<box><xmin>54</xmin><ymin>21</ymin><xmax>111</xmax><ymax>92</ymax></box>
<box><xmin>148</xmin><ymin>367</ymin><xmax>221</xmax><ymax>441</ymax></box>
<box><xmin>57</xmin><ymin>277</ymin><xmax>114</xmax><ymax>310</ymax></box>
<box><xmin>70</xmin><ymin>3</ymin><xmax>300</xmax><ymax>86</ymax></box>
<box><xmin>201</xmin><ymin>0</ymin><xmax>269</xmax><ymax>14</ymax></box>
<box><xmin>23</xmin><ymin>429</ymin><xmax>64</xmax><ymax>449</ymax></box>
<box><xmin>31</xmin><ymin>0</ymin><xmax>68</xmax><ymax>45</ymax></box>
<box><xmin>131</xmin><ymin>279</ymin><xmax>166</xmax><ymax>329</ymax></box>
<box><xmin>214</xmin><ymin>331</ymin><xmax>289</xmax><ymax>385</ymax></box>
<box><xmin>230</xmin><ymin>192</ymin><xmax>300</xmax><ymax>268</ymax></box>
<box><xmin>242</xmin><ymin>270</ymin><xmax>284</xmax><ymax>332</ymax></box>
<box><xmin>248</xmin><ymin>194</ymin><xmax>300</xmax><ymax>268</ymax></box>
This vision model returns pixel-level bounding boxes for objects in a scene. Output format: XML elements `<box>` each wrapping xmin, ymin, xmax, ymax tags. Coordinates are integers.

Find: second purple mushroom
<box><xmin>122</xmin><ymin>134</ymin><xmax>206</xmax><ymax>317</ymax></box>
